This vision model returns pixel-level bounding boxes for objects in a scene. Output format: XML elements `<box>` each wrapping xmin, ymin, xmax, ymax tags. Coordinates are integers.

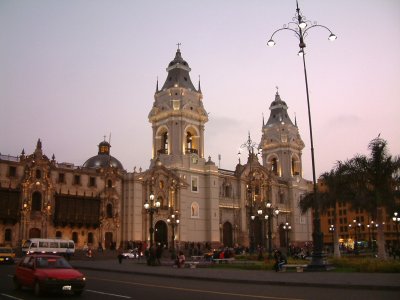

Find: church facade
<box><xmin>0</xmin><ymin>48</ymin><xmax>312</xmax><ymax>251</ymax></box>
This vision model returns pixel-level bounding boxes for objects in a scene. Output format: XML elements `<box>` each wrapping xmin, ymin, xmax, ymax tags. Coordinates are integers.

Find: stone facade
<box><xmin>0</xmin><ymin>48</ymin><xmax>312</xmax><ymax>251</ymax></box>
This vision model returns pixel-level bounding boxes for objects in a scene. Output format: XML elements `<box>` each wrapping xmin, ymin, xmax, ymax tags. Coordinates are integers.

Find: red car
<box><xmin>13</xmin><ymin>254</ymin><xmax>86</xmax><ymax>296</ymax></box>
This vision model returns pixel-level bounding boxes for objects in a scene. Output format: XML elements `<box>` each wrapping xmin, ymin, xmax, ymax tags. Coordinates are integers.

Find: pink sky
<box><xmin>1</xmin><ymin>0</ymin><xmax>399</xmax><ymax>180</ymax></box>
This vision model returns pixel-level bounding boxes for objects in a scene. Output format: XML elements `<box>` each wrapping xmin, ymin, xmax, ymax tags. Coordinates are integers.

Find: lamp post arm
<box><xmin>268</xmin><ymin>27</ymin><xmax>301</xmax><ymax>42</ymax></box>
<box><xmin>303</xmin><ymin>24</ymin><xmax>335</xmax><ymax>36</ymax></box>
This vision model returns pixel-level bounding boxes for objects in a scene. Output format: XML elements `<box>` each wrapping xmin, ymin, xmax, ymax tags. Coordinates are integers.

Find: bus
<box><xmin>22</xmin><ymin>238</ymin><xmax>75</xmax><ymax>256</ymax></box>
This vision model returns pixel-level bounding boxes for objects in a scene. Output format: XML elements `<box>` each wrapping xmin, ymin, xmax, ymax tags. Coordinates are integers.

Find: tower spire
<box><xmin>156</xmin><ymin>77</ymin><xmax>159</xmax><ymax>93</ymax></box>
<box><xmin>198</xmin><ymin>75</ymin><xmax>202</xmax><ymax>93</ymax></box>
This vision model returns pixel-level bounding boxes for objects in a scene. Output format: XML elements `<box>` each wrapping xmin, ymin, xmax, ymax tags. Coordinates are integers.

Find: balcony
<box><xmin>185</xmin><ymin>148</ymin><xmax>198</xmax><ymax>154</ymax></box>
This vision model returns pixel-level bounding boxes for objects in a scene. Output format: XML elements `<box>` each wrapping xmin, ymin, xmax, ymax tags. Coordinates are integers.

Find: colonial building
<box><xmin>0</xmin><ymin>48</ymin><xmax>312</xmax><ymax>251</ymax></box>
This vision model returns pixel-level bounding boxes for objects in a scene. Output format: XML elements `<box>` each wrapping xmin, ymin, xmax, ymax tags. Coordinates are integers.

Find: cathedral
<box><xmin>0</xmin><ymin>47</ymin><xmax>312</xmax><ymax>251</ymax></box>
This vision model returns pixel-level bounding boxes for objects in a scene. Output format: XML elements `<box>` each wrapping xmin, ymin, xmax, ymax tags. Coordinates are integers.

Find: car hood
<box><xmin>36</xmin><ymin>269</ymin><xmax>83</xmax><ymax>279</ymax></box>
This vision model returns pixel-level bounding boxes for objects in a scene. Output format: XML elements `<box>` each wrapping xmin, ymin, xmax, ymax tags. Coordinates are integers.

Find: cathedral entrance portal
<box><xmin>223</xmin><ymin>222</ymin><xmax>233</xmax><ymax>247</ymax></box>
<box><xmin>105</xmin><ymin>232</ymin><xmax>113</xmax><ymax>249</ymax></box>
<box><xmin>154</xmin><ymin>221</ymin><xmax>168</xmax><ymax>247</ymax></box>
<box><xmin>29</xmin><ymin>228</ymin><xmax>41</xmax><ymax>238</ymax></box>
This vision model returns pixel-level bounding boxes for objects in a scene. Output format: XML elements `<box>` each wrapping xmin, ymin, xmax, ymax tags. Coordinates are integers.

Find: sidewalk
<box><xmin>70</xmin><ymin>258</ymin><xmax>400</xmax><ymax>291</ymax></box>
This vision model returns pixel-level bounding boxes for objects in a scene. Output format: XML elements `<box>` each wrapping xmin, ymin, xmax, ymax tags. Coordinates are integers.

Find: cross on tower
<box><xmin>177</xmin><ymin>43</ymin><xmax>181</xmax><ymax>50</ymax></box>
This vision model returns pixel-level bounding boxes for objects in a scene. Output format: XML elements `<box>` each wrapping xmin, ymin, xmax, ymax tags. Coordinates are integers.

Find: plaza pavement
<box><xmin>69</xmin><ymin>257</ymin><xmax>400</xmax><ymax>291</ymax></box>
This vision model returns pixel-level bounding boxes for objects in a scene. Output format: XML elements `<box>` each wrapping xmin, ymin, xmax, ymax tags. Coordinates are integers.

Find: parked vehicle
<box><xmin>22</xmin><ymin>238</ymin><xmax>75</xmax><ymax>256</ymax></box>
<box><xmin>13</xmin><ymin>254</ymin><xmax>85</xmax><ymax>296</ymax></box>
<box><xmin>122</xmin><ymin>248</ymin><xmax>140</xmax><ymax>259</ymax></box>
<box><xmin>0</xmin><ymin>247</ymin><xmax>15</xmax><ymax>264</ymax></box>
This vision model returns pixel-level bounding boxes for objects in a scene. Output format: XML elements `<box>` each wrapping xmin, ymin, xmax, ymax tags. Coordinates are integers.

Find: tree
<box><xmin>340</xmin><ymin>137</ymin><xmax>400</xmax><ymax>259</ymax></box>
<box><xmin>300</xmin><ymin>164</ymin><xmax>349</xmax><ymax>258</ymax></box>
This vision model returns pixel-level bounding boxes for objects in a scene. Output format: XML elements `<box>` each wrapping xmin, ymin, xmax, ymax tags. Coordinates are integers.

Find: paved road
<box><xmin>1</xmin><ymin>264</ymin><xmax>399</xmax><ymax>300</ymax></box>
<box><xmin>69</xmin><ymin>258</ymin><xmax>400</xmax><ymax>291</ymax></box>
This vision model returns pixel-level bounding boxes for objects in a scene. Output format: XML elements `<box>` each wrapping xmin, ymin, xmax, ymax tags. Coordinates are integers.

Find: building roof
<box><xmin>265</xmin><ymin>91</ymin><xmax>295</xmax><ymax>127</ymax></box>
<box><xmin>161</xmin><ymin>48</ymin><xmax>197</xmax><ymax>91</ymax></box>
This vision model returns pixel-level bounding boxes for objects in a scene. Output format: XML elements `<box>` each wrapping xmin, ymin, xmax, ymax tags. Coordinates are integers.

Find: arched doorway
<box><xmin>223</xmin><ymin>222</ymin><xmax>233</xmax><ymax>247</ymax></box>
<box><xmin>105</xmin><ymin>232</ymin><xmax>113</xmax><ymax>249</ymax></box>
<box><xmin>154</xmin><ymin>221</ymin><xmax>168</xmax><ymax>247</ymax></box>
<box><xmin>29</xmin><ymin>228</ymin><xmax>41</xmax><ymax>238</ymax></box>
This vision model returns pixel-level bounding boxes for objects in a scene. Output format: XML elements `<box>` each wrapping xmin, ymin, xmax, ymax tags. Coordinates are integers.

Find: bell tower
<box><xmin>260</xmin><ymin>90</ymin><xmax>305</xmax><ymax>179</ymax></box>
<box><xmin>148</xmin><ymin>46</ymin><xmax>208</xmax><ymax>168</ymax></box>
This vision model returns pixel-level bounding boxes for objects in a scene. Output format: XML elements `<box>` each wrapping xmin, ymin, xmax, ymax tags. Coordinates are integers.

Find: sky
<box><xmin>1</xmin><ymin>0</ymin><xmax>399</xmax><ymax>180</ymax></box>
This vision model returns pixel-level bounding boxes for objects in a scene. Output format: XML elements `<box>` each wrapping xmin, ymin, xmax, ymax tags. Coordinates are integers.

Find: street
<box><xmin>0</xmin><ymin>265</ymin><xmax>399</xmax><ymax>300</ymax></box>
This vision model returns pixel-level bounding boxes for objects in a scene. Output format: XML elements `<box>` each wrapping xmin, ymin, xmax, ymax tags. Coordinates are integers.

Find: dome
<box><xmin>82</xmin><ymin>140</ymin><xmax>124</xmax><ymax>169</ymax></box>
<box><xmin>83</xmin><ymin>155</ymin><xmax>123</xmax><ymax>169</ymax></box>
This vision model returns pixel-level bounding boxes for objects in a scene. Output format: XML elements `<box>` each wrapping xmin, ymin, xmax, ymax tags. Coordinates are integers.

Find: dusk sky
<box><xmin>1</xmin><ymin>0</ymin><xmax>399</xmax><ymax>180</ymax></box>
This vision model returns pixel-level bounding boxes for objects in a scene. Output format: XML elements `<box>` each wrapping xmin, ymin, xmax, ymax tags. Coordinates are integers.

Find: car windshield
<box><xmin>35</xmin><ymin>257</ymin><xmax>72</xmax><ymax>269</ymax></box>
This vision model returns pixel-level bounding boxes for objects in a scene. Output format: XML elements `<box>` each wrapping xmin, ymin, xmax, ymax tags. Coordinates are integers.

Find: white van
<box><xmin>22</xmin><ymin>238</ymin><xmax>75</xmax><ymax>255</ymax></box>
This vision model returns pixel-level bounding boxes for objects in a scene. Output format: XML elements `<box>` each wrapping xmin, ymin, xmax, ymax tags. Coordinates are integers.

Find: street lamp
<box><xmin>267</xmin><ymin>0</ymin><xmax>337</xmax><ymax>270</ymax></box>
<box><xmin>283</xmin><ymin>222</ymin><xmax>292</xmax><ymax>255</ymax></box>
<box><xmin>371</xmin><ymin>221</ymin><xmax>378</xmax><ymax>252</ymax></box>
<box><xmin>167</xmin><ymin>210</ymin><xmax>180</xmax><ymax>258</ymax></box>
<box><xmin>349</xmin><ymin>219</ymin><xmax>361</xmax><ymax>254</ymax></box>
<box><xmin>239</xmin><ymin>133</ymin><xmax>260</xmax><ymax>254</ymax></box>
<box><xmin>248</xmin><ymin>185</ymin><xmax>256</xmax><ymax>253</ymax></box>
<box><xmin>257</xmin><ymin>202</ymin><xmax>280</xmax><ymax>258</ymax></box>
<box><xmin>392</xmin><ymin>212</ymin><xmax>400</xmax><ymax>248</ymax></box>
<box><xmin>329</xmin><ymin>224</ymin><xmax>335</xmax><ymax>253</ymax></box>
<box><xmin>144</xmin><ymin>192</ymin><xmax>161</xmax><ymax>249</ymax></box>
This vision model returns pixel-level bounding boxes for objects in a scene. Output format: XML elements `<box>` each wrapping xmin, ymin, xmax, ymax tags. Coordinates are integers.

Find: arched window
<box><xmin>162</xmin><ymin>132</ymin><xmax>168</xmax><ymax>152</ymax></box>
<box><xmin>106</xmin><ymin>203</ymin><xmax>113</xmax><ymax>218</ymax></box>
<box><xmin>271</xmin><ymin>158</ymin><xmax>278</xmax><ymax>175</ymax></box>
<box><xmin>292</xmin><ymin>156</ymin><xmax>300</xmax><ymax>176</ymax></box>
<box><xmin>191</xmin><ymin>202</ymin><xmax>199</xmax><ymax>218</ymax></box>
<box><xmin>35</xmin><ymin>169</ymin><xmax>42</xmax><ymax>179</ymax></box>
<box><xmin>88</xmin><ymin>232</ymin><xmax>94</xmax><ymax>244</ymax></box>
<box><xmin>5</xmin><ymin>229</ymin><xmax>12</xmax><ymax>242</ymax></box>
<box><xmin>32</xmin><ymin>192</ymin><xmax>42</xmax><ymax>211</ymax></box>
<box><xmin>255</xmin><ymin>185</ymin><xmax>260</xmax><ymax>196</ymax></box>
<box><xmin>72</xmin><ymin>232</ymin><xmax>78</xmax><ymax>243</ymax></box>
<box><xmin>185</xmin><ymin>130</ymin><xmax>198</xmax><ymax>154</ymax></box>
<box><xmin>187</xmin><ymin>132</ymin><xmax>193</xmax><ymax>149</ymax></box>
<box><xmin>56</xmin><ymin>231</ymin><xmax>62</xmax><ymax>238</ymax></box>
<box><xmin>107</xmin><ymin>180</ymin><xmax>112</xmax><ymax>188</ymax></box>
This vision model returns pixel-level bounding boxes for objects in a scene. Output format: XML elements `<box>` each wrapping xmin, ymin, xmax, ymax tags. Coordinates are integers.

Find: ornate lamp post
<box><xmin>267</xmin><ymin>0</ymin><xmax>337</xmax><ymax>270</ymax></box>
<box><xmin>392</xmin><ymin>212</ymin><xmax>400</xmax><ymax>247</ymax></box>
<box><xmin>367</xmin><ymin>221</ymin><xmax>373</xmax><ymax>250</ymax></box>
<box><xmin>239</xmin><ymin>133</ymin><xmax>260</xmax><ymax>254</ymax></box>
<box><xmin>167</xmin><ymin>210</ymin><xmax>180</xmax><ymax>258</ymax></box>
<box><xmin>144</xmin><ymin>192</ymin><xmax>160</xmax><ymax>248</ymax></box>
<box><xmin>283</xmin><ymin>222</ymin><xmax>292</xmax><ymax>255</ymax></box>
<box><xmin>371</xmin><ymin>221</ymin><xmax>378</xmax><ymax>252</ymax></box>
<box><xmin>257</xmin><ymin>203</ymin><xmax>280</xmax><ymax>258</ymax></box>
<box><xmin>329</xmin><ymin>224</ymin><xmax>335</xmax><ymax>250</ymax></box>
<box><xmin>247</xmin><ymin>182</ymin><xmax>256</xmax><ymax>253</ymax></box>
<box><xmin>349</xmin><ymin>219</ymin><xmax>361</xmax><ymax>254</ymax></box>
